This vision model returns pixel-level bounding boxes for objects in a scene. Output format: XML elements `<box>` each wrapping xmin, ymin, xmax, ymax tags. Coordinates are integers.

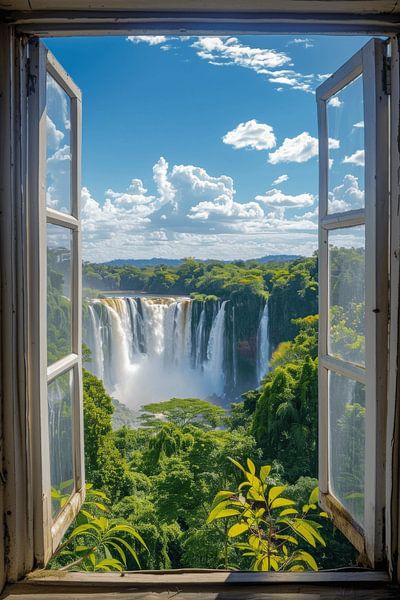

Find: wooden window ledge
<box><xmin>1</xmin><ymin>570</ymin><xmax>399</xmax><ymax>599</ymax></box>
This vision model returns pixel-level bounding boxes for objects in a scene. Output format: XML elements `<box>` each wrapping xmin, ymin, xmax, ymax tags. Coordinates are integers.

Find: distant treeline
<box><xmin>83</xmin><ymin>255</ymin><xmax>318</xmax><ymax>350</ymax></box>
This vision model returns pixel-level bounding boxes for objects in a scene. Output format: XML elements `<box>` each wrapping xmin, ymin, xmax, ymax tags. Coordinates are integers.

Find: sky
<box><xmin>44</xmin><ymin>34</ymin><xmax>370</xmax><ymax>262</ymax></box>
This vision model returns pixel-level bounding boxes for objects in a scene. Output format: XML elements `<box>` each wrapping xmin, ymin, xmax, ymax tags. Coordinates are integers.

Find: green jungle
<box><xmin>47</xmin><ymin>251</ymin><xmax>365</xmax><ymax>572</ymax></box>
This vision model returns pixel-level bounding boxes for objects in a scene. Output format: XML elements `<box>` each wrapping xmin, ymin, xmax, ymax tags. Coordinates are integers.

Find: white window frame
<box><xmin>27</xmin><ymin>38</ymin><xmax>85</xmax><ymax>566</ymax></box>
<box><xmin>317</xmin><ymin>38</ymin><xmax>389</xmax><ymax>566</ymax></box>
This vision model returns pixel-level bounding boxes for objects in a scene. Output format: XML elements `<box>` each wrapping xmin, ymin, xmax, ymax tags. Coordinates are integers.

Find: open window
<box><xmin>27</xmin><ymin>39</ymin><xmax>84</xmax><ymax>566</ymax></box>
<box><xmin>317</xmin><ymin>38</ymin><xmax>389</xmax><ymax>566</ymax></box>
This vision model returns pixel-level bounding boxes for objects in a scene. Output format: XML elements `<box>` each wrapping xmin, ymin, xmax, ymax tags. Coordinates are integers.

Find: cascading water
<box><xmin>85</xmin><ymin>295</ymin><xmax>270</xmax><ymax>409</ymax></box>
<box><xmin>257</xmin><ymin>300</ymin><xmax>270</xmax><ymax>381</ymax></box>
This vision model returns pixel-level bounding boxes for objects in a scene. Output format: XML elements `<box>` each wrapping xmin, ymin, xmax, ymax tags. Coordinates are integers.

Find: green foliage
<box><xmin>83</xmin><ymin>370</ymin><xmax>133</xmax><ymax>501</ymax></box>
<box><xmin>252</xmin><ymin>317</ymin><xmax>318</xmax><ymax>481</ymax></box>
<box><xmin>140</xmin><ymin>397</ymin><xmax>226</xmax><ymax>429</ymax></box>
<box><xmin>208</xmin><ymin>459</ymin><xmax>328</xmax><ymax>571</ymax></box>
<box><xmin>48</xmin><ymin>485</ymin><xmax>147</xmax><ymax>572</ymax></box>
<box><xmin>267</xmin><ymin>257</ymin><xmax>318</xmax><ymax>350</ymax></box>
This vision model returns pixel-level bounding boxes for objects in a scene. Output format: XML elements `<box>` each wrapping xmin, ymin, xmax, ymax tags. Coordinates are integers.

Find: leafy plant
<box><xmin>49</xmin><ymin>484</ymin><xmax>147</xmax><ymax>572</ymax></box>
<box><xmin>207</xmin><ymin>459</ymin><xmax>328</xmax><ymax>571</ymax></box>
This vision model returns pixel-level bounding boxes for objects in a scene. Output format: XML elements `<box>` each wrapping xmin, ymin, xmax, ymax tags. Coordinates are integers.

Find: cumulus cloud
<box><xmin>343</xmin><ymin>149</ymin><xmax>365</xmax><ymax>166</ymax></box>
<box><xmin>80</xmin><ymin>157</ymin><xmax>317</xmax><ymax>261</ymax></box>
<box><xmin>222</xmin><ymin>120</ymin><xmax>276</xmax><ymax>150</ymax></box>
<box><xmin>255</xmin><ymin>188</ymin><xmax>314</xmax><ymax>208</ymax></box>
<box><xmin>272</xmin><ymin>174</ymin><xmax>289</xmax><ymax>185</ymax></box>
<box><xmin>328</xmin><ymin>96</ymin><xmax>343</xmax><ymax>108</ymax></box>
<box><xmin>353</xmin><ymin>121</ymin><xmax>364</xmax><ymax>129</ymax></box>
<box><xmin>46</xmin><ymin>116</ymin><xmax>64</xmax><ymax>151</ymax></box>
<box><xmin>127</xmin><ymin>35</ymin><xmax>168</xmax><ymax>45</ymax></box>
<box><xmin>191</xmin><ymin>37</ymin><xmax>324</xmax><ymax>93</ymax></box>
<box><xmin>268</xmin><ymin>132</ymin><xmax>339</xmax><ymax>164</ymax></box>
<box><xmin>328</xmin><ymin>173</ymin><xmax>364</xmax><ymax>212</ymax></box>
<box><xmin>192</xmin><ymin>36</ymin><xmax>290</xmax><ymax>70</ymax></box>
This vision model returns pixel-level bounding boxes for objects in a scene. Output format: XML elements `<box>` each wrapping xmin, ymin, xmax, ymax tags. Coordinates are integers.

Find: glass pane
<box><xmin>329</xmin><ymin>226</ymin><xmax>365</xmax><ymax>366</ymax></box>
<box><xmin>328</xmin><ymin>75</ymin><xmax>365</xmax><ymax>214</ymax></box>
<box><xmin>48</xmin><ymin>370</ymin><xmax>75</xmax><ymax>519</ymax></box>
<box><xmin>46</xmin><ymin>73</ymin><xmax>72</xmax><ymax>214</ymax></box>
<box><xmin>47</xmin><ymin>224</ymin><xmax>72</xmax><ymax>364</ymax></box>
<box><xmin>329</xmin><ymin>371</ymin><xmax>365</xmax><ymax>526</ymax></box>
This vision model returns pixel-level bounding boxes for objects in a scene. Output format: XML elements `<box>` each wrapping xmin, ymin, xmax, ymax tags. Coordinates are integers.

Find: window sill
<box><xmin>1</xmin><ymin>570</ymin><xmax>398</xmax><ymax>599</ymax></box>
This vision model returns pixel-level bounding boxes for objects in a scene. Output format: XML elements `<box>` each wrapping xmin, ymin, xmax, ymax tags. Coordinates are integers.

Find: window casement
<box><xmin>27</xmin><ymin>38</ymin><xmax>84</xmax><ymax>566</ymax></box>
<box><xmin>317</xmin><ymin>38</ymin><xmax>389</xmax><ymax>566</ymax></box>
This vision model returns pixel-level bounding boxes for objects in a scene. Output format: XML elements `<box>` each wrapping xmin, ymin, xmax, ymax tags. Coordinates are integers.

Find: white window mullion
<box><xmin>27</xmin><ymin>39</ymin><xmax>53</xmax><ymax>565</ymax></box>
<box><xmin>317</xmin><ymin>38</ymin><xmax>389</xmax><ymax>566</ymax></box>
<box><xmin>317</xmin><ymin>92</ymin><xmax>329</xmax><ymax>500</ymax></box>
<box><xmin>28</xmin><ymin>39</ymin><xmax>84</xmax><ymax>566</ymax></box>
<box><xmin>363</xmin><ymin>39</ymin><xmax>389</xmax><ymax>564</ymax></box>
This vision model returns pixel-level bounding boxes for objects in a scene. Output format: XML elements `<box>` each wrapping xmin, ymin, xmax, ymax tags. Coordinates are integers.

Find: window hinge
<box><xmin>384</xmin><ymin>56</ymin><xmax>391</xmax><ymax>95</ymax></box>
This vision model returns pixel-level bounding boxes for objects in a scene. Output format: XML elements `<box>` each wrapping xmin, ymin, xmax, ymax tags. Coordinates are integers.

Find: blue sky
<box><xmin>44</xmin><ymin>34</ymin><xmax>370</xmax><ymax>262</ymax></box>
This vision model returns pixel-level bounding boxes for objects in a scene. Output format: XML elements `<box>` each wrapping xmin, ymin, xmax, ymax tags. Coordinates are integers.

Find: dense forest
<box><xmin>47</xmin><ymin>251</ymin><xmax>364</xmax><ymax>572</ymax></box>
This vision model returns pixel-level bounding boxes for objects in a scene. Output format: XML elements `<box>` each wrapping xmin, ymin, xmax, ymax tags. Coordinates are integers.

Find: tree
<box><xmin>140</xmin><ymin>397</ymin><xmax>226</xmax><ymax>429</ymax></box>
<box><xmin>208</xmin><ymin>459</ymin><xmax>328</xmax><ymax>571</ymax></box>
<box><xmin>83</xmin><ymin>370</ymin><xmax>133</xmax><ymax>501</ymax></box>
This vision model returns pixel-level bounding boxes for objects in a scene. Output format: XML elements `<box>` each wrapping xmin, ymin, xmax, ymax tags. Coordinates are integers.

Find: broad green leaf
<box><xmin>211</xmin><ymin>491</ymin><xmax>235</xmax><ymax>509</ymax></box>
<box><xmin>247</xmin><ymin>458</ymin><xmax>256</xmax><ymax>475</ymax></box>
<box><xmin>309</xmin><ymin>487</ymin><xmax>319</xmax><ymax>505</ymax></box>
<box><xmin>109</xmin><ymin>536</ymin><xmax>141</xmax><ymax>568</ymax></box>
<box><xmin>260</xmin><ymin>465</ymin><xmax>271</xmax><ymax>482</ymax></box>
<box><xmin>248</xmin><ymin>488</ymin><xmax>264</xmax><ymax>502</ymax></box>
<box><xmin>228</xmin><ymin>523</ymin><xmax>249</xmax><ymax>538</ymax></box>
<box><xmin>94</xmin><ymin>558</ymin><xmax>123</xmax><ymax>572</ymax></box>
<box><xmin>270</xmin><ymin>497</ymin><xmax>296</xmax><ymax>510</ymax></box>
<box><xmin>279</xmin><ymin>508</ymin><xmax>298</xmax><ymax>517</ymax></box>
<box><xmin>228</xmin><ymin>457</ymin><xmax>246</xmax><ymax>474</ymax></box>
<box><xmin>294</xmin><ymin>550</ymin><xmax>318</xmax><ymax>571</ymax></box>
<box><xmin>207</xmin><ymin>508</ymin><xmax>241</xmax><ymax>523</ymax></box>
<box><xmin>112</xmin><ymin>526</ymin><xmax>147</xmax><ymax>550</ymax></box>
<box><xmin>268</xmin><ymin>485</ymin><xmax>287</xmax><ymax>505</ymax></box>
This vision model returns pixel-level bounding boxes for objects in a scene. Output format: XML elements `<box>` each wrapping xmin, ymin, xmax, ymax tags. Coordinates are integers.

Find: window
<box><xmin>317</xmin><ymin>38</ymin><xmax>389</xmax><ymax>565</ymax></box>
<box><xmin>9</xmin><ymin>31</ymin><xmax>392</xmax><ymax>579</ymax></box>
<box><xmin>27</xmin><ymin>39</ymin><xmax>84</xmax><ymax>565</ymax></box>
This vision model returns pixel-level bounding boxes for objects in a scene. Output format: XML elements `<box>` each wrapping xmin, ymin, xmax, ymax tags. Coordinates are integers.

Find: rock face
<box><xmin>84</xmin><ymin>293</ymin><xmax>270</xmax><ymax>407</ymax></box>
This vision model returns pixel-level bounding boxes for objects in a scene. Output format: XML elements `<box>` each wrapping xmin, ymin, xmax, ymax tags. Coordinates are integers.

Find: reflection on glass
<box><xmin>328</xmin><ymin>75</ymin><xmax>365</xmax><ymax>214</ymax></box>
<box><xmin>46</xmin><ymin>73</ymin><xmax>71</xmax><ymax>213</ymax></box>
<box><xmin>329</xmin><ymin>372</ymin><xmax>365</xmax><ymax>526</ymax></box>
<box><xmin>329</xmin><ymin>226</ymin><xmax>365</xmax><ymax>366</ymax></box>
<box><xmin>48</xmin><ymin>370</ymin><xmax>75</xmax><ymax>519</ymax></box>
<box><xmin>47</xmin><ymin>224</ymin><xmax>72</xmax><ymax>364</ymax></box>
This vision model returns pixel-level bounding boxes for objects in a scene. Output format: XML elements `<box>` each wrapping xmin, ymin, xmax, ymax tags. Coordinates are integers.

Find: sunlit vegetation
<box><xmin>47</xmin><ymin>252</ymin><xmax>365</xmax><ymax>571</ymax></box>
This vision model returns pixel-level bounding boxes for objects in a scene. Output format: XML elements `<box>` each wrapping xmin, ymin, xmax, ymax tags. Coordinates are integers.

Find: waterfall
<box><xmin>204</xmin><ymin>300</ymin><xmax>227</xmax><ymax>397</ymax></box>
<box><xmin>88</xmin><ymin>304</ymin><xmax>104</xmax><ymax>381</ymax></box>
<box><xmin>231</xmin><ymin>305</ymin><xmax>237</xmax><ymax>388</ymax></box>
<box><xmin>257</xmin><ymin>300</ymin><xmax>270</xmax><ymax>382</ymax></box>
<box><xmin>85</xmin><ymin>294</ymin><xmax>271</xmax><ymax>409</ymax></box>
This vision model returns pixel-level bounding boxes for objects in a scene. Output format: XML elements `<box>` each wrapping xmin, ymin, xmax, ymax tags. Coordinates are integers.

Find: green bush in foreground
<box><xmin>208</xmin><ymin>459</ymin><xmax>328</xmax><ymax>571</ymax></box>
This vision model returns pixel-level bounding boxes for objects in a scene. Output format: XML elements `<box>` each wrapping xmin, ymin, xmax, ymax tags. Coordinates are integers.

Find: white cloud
<box><xmin>329</xmin><ymin>173</ymin><xmax>364</xmax><ymax>212</ymax></box>
<box><xmin>353</xmin><ymin>121</ymin><xmax>364</xmax><ymax>129</ymax></box>
<box><xmin>343</xmin><ymin>149</ymin><xmax>365</xmax><ymax>166</ymax></box>
<box><xmin>191</xmin><ymin>37</ymin><xmax>324</xmax><ymax>93</ymax></box>
<box><xmin>288</xmin><ymin>38</ymin><xmax>314</xmax><ymax>48</ymax></box>
<box><xmin>47</xmin><ymin>144</ymin><xmax>71</xmax><ymax>164</ymax></box>
<box><xmin>192</xmin><ymin>36</ymin><xmax>290</xmax><ymax>70</ymax></box>
<box><xmin>268</xmin><ymin>132</ymin><xmax>339</xmax><ymax>164</ymax></box>
<box><xmin>127</xmin><ymin>35</ymin><xmax>168</xmax><ymax>45</ymax></box>
<box><xmin>46</xmin><ymin>116</ymin><xmax>64</xmax><ymax>151</ymax></box>
<box><xmin>222</xmin><ymin>119</ymin><xmax>276</xmax><ymax>151</ymax></box>
<box><xmin>328</xmin><ymin>97</ymin><xmax>343</xmax><ymax>108</ymax></box>
<box><xmin>272</xmin><ymin>174</ymin><xmax>289</xmax><ymax>185</ymax></box>
<box><xmin>80</xmin><ymin>157</ymin><xmax>318</xmax><ymax>261</ymax></box>
<box><xmin>255</xmin><ymin>188</ymin><xmax>314</xmax><ymax>208</ymax></box>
